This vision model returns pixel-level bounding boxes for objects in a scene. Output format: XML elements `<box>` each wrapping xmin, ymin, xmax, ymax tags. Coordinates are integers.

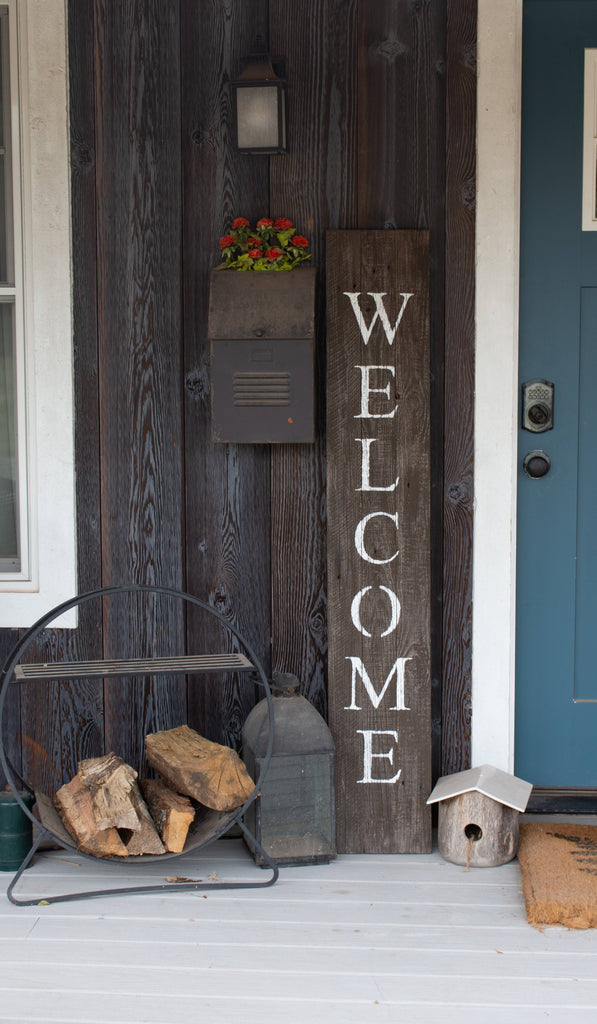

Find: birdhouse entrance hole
<box><xmin>464</xmin><ymin>823</ymin><xmax>482</xmax><ymax>842</ymax></box>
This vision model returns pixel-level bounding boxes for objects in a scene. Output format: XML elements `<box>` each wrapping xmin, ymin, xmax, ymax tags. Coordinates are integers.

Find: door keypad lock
<box><xmin>522</xmin><ymin>379</ymin><xmax>554</xmax><ymax>432</ymax></box>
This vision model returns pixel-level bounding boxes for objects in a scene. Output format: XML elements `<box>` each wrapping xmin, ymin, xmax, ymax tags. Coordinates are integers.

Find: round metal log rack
<box><xmin>0</xmin><ymin>584</ymin><xmax>279</xmax><ymax>906</ymax></box>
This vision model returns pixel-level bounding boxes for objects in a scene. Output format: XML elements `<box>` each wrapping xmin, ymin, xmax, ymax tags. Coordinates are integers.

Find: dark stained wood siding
<box><xmin>94</xmin><ymin>0</ymin><xmax>187</xmax><ymax>774</ymax></box>
<box><xmin>442</xmin><ymin>0</ymin><xmax>476</xmax><ymax>775</ymax></box>
<box><xmin>0</xmin><ymin>0</ymin><xmax>475</xmax><ymax>795</ymax></box>
<box><xmin>269</xmin><ymin>0</ymin><xmax>358</xmax><ymax>718</ymax></box>
<box><xmin>181</xmin><ymin>0</ymin><xmax>271</xmax><ymax>749</ymax></box>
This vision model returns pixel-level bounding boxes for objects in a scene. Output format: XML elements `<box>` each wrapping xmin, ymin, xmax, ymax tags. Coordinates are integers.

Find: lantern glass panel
<box><xmin>236</xmin><ymin>85</ymin><xmax>281</xmax><ymax>151</ymax></box>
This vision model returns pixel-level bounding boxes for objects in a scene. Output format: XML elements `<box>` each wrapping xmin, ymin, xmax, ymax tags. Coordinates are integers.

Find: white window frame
<box><xmin>0</xmin><ymin>0</ymin><xmax>76</xmax><ymax>627</ymax></box>
<box><xmin>0</xmin><ymin>2</ymin><xmax>29</xmax><ymax>581</ymax></box>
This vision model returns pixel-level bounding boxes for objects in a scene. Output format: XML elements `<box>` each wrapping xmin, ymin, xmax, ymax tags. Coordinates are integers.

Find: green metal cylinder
<box><xmin>0</xmin><ymin>791</ymin><xmax>33</xmax><ymax>871</ymax></box>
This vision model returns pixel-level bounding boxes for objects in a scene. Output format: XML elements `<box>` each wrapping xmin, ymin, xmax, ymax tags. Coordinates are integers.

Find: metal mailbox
<box><xmin>208</xmin><ymin>268</ymin><xmax>316</xmax><ymax>443</ymax></box>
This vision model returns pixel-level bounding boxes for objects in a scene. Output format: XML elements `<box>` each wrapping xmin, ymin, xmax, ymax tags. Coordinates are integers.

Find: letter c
<box><xmin>354</xmin><ymin>512</ymin><xmax>399</xmax><ymax>564</ymax></box>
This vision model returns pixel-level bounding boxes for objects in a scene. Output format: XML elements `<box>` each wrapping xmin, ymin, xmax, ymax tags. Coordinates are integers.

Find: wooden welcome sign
<box><xmin>326</xmin><ymin>230</ymin><xmax>431</xmax><ymax>854</ymax></box>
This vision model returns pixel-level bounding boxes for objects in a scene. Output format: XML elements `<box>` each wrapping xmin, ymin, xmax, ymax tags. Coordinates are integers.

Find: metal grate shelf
<box><xmin>14</xmin><ymin>652</ymin><xmax>254</xmax><ymax>682</ymax></box>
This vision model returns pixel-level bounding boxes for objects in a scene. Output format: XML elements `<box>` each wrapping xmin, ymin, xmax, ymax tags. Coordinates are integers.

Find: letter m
<box><xmin>344</xmin><ymin>656</ymin><xmax>411</xmax><ymax>710</ymax></box>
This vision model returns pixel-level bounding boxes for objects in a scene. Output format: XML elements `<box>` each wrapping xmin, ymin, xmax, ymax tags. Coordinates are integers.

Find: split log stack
<box><xmin>52</xmin><ymin>725</ymin><xmax>255</xmax><ymax>858</ymax></box>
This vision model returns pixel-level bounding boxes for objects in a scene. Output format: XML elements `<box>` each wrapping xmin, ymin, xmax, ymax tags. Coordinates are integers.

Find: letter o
<box><xmin>351</xmin><ymin>585</ymin><xmax>401</xmax><ymax>638</ymax></box>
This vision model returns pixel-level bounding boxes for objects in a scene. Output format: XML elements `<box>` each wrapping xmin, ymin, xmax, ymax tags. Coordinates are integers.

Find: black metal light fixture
<box><xmin>232</xmin><ymin>55</ymin><xmax>287</xmax><ymax>154</ymax></box>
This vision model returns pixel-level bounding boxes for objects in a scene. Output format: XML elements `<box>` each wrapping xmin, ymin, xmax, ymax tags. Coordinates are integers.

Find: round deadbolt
<box><xmin>527</xmin><ymin>402</ymin><xmax>550</xmax><ymax>427</ymax></box>
<box><xmin>523</xmin><ymin>450</ymin><xmax>551</xmax><ymax>478</ymax></box>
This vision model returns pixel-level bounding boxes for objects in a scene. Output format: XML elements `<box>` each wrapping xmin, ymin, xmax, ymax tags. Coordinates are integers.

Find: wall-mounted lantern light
<box><xmin>232</xmin><ymin>55</ymin><xmax>287</xmax><ymax>154</ymax></box>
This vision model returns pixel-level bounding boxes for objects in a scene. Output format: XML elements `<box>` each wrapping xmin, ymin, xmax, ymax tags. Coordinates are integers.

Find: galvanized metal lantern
<box><xmin>242</xmin><ymin>673</ymin><xmax>336</xmax><ymax>866</ymax></box>
<box><xmin>231</xmin><ymin>55</ymin><xmax>287</xmax><ymax>154</ymax></box>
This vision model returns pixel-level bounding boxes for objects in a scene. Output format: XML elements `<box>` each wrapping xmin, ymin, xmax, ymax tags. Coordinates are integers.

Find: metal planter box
<box><xmin>208</xmin><ymin>268</ymin><xmax>316</xmax><ymax>443</ymax></box>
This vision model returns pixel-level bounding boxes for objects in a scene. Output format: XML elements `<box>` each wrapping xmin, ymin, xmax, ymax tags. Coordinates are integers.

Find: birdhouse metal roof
<box><xmin>426</xmin><ymin>763</ymin><xmax>533</xmax><ymax>812</ymax></box>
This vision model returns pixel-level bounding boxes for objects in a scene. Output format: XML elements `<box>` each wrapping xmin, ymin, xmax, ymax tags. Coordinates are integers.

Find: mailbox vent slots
<box><xmin>233</xmin><ymin>371</ymin><xmax>291</xmax><ymax>407</ymax></box>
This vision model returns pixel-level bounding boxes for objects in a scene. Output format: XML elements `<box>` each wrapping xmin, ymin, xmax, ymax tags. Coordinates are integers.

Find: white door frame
<box><xmin>472</xmin><ymin>0</ymin><xmax>523</xmax><ymax>771</ymax></box>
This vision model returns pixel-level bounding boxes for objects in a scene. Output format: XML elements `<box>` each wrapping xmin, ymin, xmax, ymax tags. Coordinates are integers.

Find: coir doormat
<box><xmin>518</xmin><ymin>821</ymin><xmax>597</xmax><ymax>929</ymax></box>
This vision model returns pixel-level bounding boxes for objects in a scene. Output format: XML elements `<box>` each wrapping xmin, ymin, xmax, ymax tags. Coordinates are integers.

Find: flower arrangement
<box><xmin>216</xmin><ymin>216</ymin><xmax>311</xmax><ymax>271</ymax></box>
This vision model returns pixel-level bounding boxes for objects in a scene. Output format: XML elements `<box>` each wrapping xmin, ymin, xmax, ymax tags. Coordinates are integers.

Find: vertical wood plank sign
<box><xmin>326</xmin><ymin>231</ymin><xmax>432</xmax><ymax>854</ymax></box>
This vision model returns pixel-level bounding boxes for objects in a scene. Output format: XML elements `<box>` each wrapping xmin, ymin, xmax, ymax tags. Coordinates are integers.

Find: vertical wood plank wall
<box><xmin>0</xmin><ymin>0</ymin><xmax>475</xmax><ymax>794</ymax></box>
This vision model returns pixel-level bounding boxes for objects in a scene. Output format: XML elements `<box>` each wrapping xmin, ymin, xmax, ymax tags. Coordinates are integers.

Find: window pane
<box><xmin>0</xmin><ymin>301</ymin><xmax>19</xmax><ymax>570</ymax></box>
<box><xmin>0</xmin><ymin>8</ymin><xmax>13</xmax><ymax>284</ymax></box>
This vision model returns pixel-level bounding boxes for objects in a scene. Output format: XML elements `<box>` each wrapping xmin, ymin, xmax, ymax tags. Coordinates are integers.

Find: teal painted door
<box><xmin>516</xmin><ymin>0</ymin><xmax>597</xmax><ymax>786</ymax></box>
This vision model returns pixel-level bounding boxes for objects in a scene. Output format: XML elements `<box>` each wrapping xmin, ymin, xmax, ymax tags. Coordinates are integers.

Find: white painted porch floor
<box><xmin>2</xmin><ymin>822</ymin><xmax>597</xmax><ymax>1024</ymax></box>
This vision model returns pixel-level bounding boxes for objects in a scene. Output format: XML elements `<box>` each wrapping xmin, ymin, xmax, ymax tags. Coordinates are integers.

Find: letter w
<box><xmin>344</xmin><ymin>656</ymin><xmax>412</xmax><ymax>710</ymax></box>
<box><xmin>343</xmin><ymin>292</ymin><xmax>413</xmax><ymax>345</ymax></box>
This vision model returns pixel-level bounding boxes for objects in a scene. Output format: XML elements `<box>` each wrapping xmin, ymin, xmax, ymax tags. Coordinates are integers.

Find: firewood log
<box><xmin>121</xmin><ymin>780</ymin><xmax>165</xmax><ymax>856</ymax></box>
<box><xmin>54</xmin><ymin>773</ymin><xmax>128</xmax><ymax>858</ymax></box>
<box><xmin>145</xmin><ymin>725</ymin><xmax>255</xmax><ymax>812</ymax></box>
<box><xmin>140</xmin><ymin>778</ymin><xmax>195</xmax><ymax>853</ymax></box>
<box><xmin>54</xmin><ymin>753</ymin><xmax>165</xmax><ymax>857</ymax></box>
<box><xmin>78</xmin><ymin>752</ymin><xmax>139</xmax><ymax>831</ymax></box>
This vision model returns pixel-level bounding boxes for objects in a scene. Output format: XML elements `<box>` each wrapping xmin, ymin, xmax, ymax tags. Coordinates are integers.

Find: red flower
<box><xmin>231</xmin><ymin>217</ymin><xmax>250</xmax><ymax>229</ymax></box>
<box><xmin>265</xmin><ymin>247</ymin><xmax>283</xmax><ymax>261</ymax></box>
<box><xmin>247</xmin><ymin>237</ymin><xmax>263</xmax><ymax>247</ymax></box>
<box><xmin>257</xmin><ymin>217</ymin><xmax>274</xmax><ymax>227</ymax></box>
<box><xmin>291</xmin><ymin>235</ymin><xmax>309</xmax><ymax>247</ymax></box>
<box><xmin>248</xmin><ymin>249</ymin><xmax>262</xmax><ymax>258</ymax></box>
<box><xmin>274</xmin><ymin>217</ymin><xmax>293</xmax><ymax>230</ymax></box>
<box><xmin>219</xmin><ymin>235</ymin><xmax>235</xmax><ymax>249</ymax></box>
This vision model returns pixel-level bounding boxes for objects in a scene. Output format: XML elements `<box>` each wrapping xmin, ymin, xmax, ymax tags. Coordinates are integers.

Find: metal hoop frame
<box><xmin>0</xmin><ymin>584</ymin><xmax>279</xmax><ymax>905</ymax></box>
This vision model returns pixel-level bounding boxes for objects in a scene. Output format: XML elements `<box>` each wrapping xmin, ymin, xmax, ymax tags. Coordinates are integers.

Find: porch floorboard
<box><xmin>1</xmin><ymin>828</ymin><xmax>597</xmax><ymax>1024</ymax></box>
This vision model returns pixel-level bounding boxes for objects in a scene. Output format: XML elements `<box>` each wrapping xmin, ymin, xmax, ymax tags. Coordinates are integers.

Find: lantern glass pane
<box><xmin>236</xmin><ymin>85</ymin><xmax>280</xmax><ymax>150</ymax></box>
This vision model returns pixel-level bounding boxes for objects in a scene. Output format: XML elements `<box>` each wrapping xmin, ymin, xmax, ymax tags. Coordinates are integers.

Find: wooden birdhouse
<box><xmin>427</xmin><ymin>764</ymin><xmax>533</xmax><ymax>867</ymax></box>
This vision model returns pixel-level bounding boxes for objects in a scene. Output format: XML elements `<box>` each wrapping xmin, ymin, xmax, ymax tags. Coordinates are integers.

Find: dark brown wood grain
<box><xmin>61</xmin><ymin>0</ymin><xmax>105</xmax><ymax>778</ymax></box>
<box><xmin>269</xmin><ymin>0</ymin><xmax>358</xmax><ymax>717</ymax></box>
<box><xmin>181</xmin><ymin>0</ymin><xmax>271</xmax><ymax>748</ymax></box>
<box><xmin>441</xmin><ymin>0</ymin><xmax>476</xmax><ymax>775</ymax></box>
<box><xmin>326</xmin><ymin>230</ymin><xmax>432</xmax><ymax>854</ymax></box>
<box><xmin>94</xmin><ymin>0</ymin><xmax>186</xmax><ymax>771</ymax></box>
<box><xmin>357</xmin><ymin>0</ymin><xmax>446</xmax><ymax>231</ymax></box>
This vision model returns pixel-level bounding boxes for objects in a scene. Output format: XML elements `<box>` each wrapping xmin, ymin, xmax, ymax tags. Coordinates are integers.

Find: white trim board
<box><xmin>472</xmin><ymin>0</ymin><xmax>523</xmax><ymax>771</ymax></box>
<box><xmin>0</xmin><ymin>0</ymin><xmax>76</xmax><ymax>627</ymax></box>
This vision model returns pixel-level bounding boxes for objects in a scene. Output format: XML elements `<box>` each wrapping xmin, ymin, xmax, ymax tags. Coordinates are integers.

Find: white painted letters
<box><xmin>350</xmin><ymin>585</ymin><xmax>401</xmax><ymax>638</ymax></box>
<box><xmin>343</xmin><ymin>291</ymin><xmax>413</xmax><ymax>345</ymax></box>
<box><xmin>354</xmin><ymin>365</ymin><xmax>397</xmax><ymax>418</ymax></box>
<box><xmin>354</xmin><ymin>511</ymin><xmax>399</xmax><ymax>564</ymax></box>
<box><xmin>344</xmin><ymin>656</ymin><xmax>412</xmax><ymax>711</ymax></box>
<box><xmin>341</xmin><ymin>279</ymin><xmax>416</xmax><ymax>791</ymax></box>
<box><xmin>356</xmin><ymin>730</ymin><xmax>402</xmax><ymax>783</ymax></box>
<box><xmin>355</xmin><ymin>438</ymin><xmax>400</xmax><ymax>492</ymax></box>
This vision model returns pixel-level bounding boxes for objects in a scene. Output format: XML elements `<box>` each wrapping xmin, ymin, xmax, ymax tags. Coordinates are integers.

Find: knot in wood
<box><xmin>376</xmin><ymin>38</ymin><xmax>406</xmax><ymax>62</ymax></box>
<box><xmin>463</xmin><ymin>45</ymin><xmax>477</xmax><ymax>73</ymax></box>
<box><xmin>184</xmin><ymin>368</ymin><xmax>209</xmax><ymax>400</ymax></box>
<box><xmin>448</xmin><ymin>483</ymin><xmax>464</xmax><ymax>503</ymax></box>
<box><xmin>461</xmin><ymin>179</ymin><xmax>476</xmax><ymax>212</ymax></box>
